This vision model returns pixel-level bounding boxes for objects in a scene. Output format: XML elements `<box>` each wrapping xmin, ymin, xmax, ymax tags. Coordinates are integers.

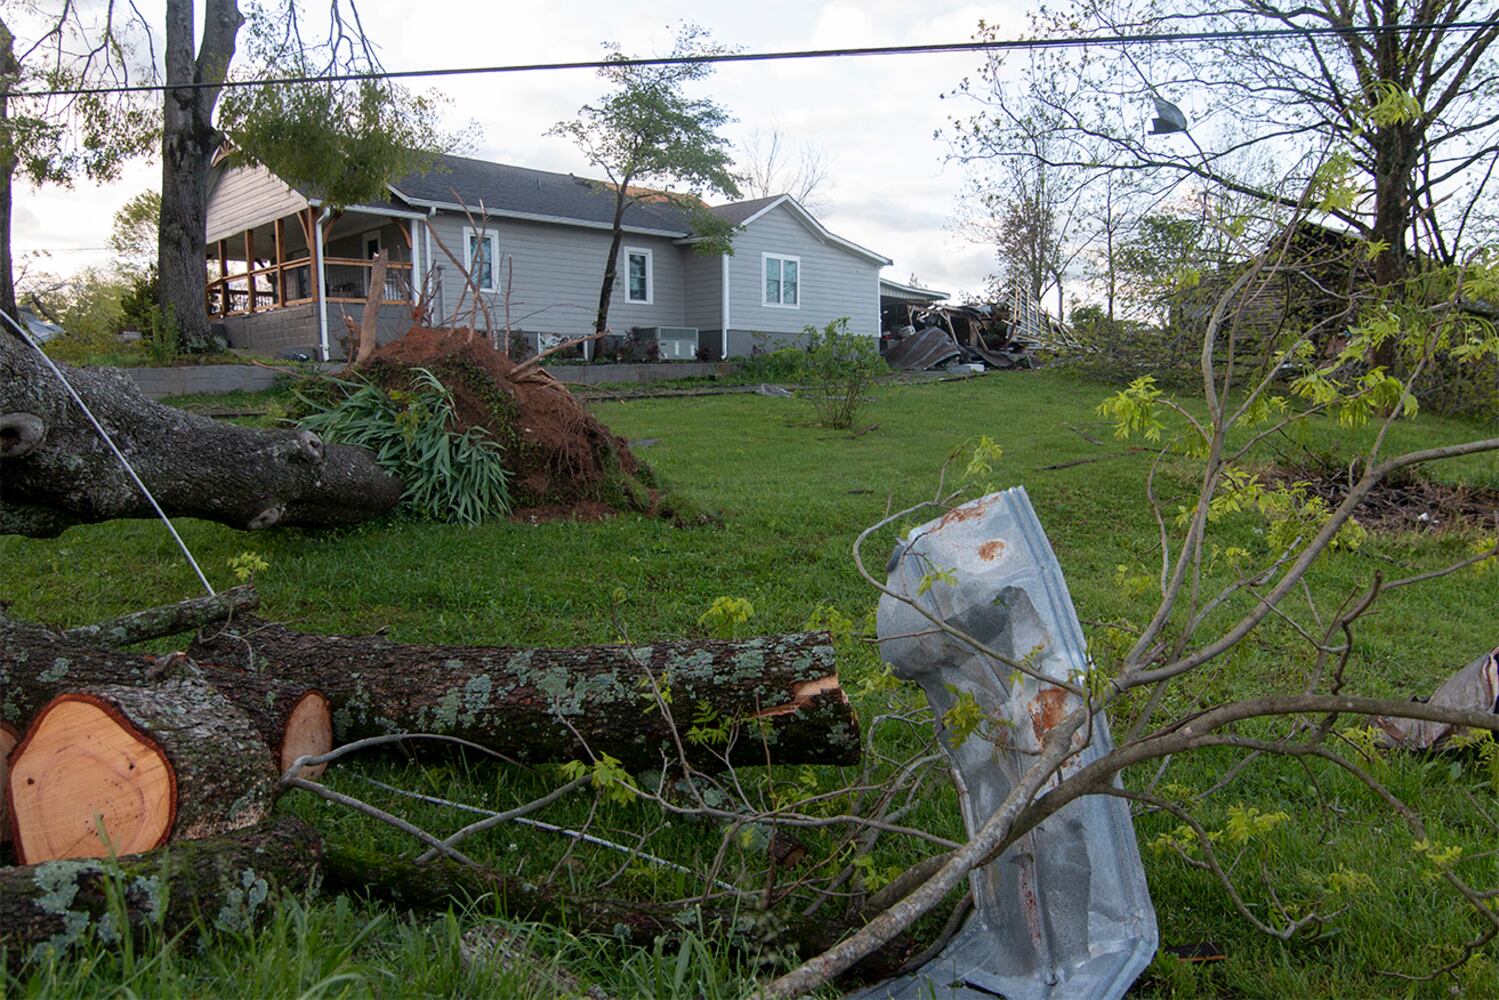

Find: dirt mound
<box><xmin>361</xmin><ymin>328</ymin><xmax>711</xmax><ymax>524</ymax></box>
<box><xmin>1268</xmin><ymin>462</ymin><xmax>1499</xmax><ymax>534</ymax></box>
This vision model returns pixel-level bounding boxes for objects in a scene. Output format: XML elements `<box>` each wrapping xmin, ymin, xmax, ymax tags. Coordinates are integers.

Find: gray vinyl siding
<box><xmin>725</xmin><ymin>203</ymin><xmax>881</xmax><ymax>343</ymax></box>
<box><xmin>206</xmin><ymin>164</ymin><xmax>309</xmax><ymax>244</ymax></box>
<box><xmin>426</xmin><ymin>213</ymin><xmax>686</xmax><ymax>336</ymax></box>
<box><xmin>682</xmin><ymin>251</ymin><xmax>723</xmax><ymax>333</ymax></box>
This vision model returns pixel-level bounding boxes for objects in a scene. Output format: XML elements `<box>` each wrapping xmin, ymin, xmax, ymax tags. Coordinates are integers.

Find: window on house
<box><xmin>764</xmin><ymin>254</ymin><xmax>800</xmax><ymax>307</ymax></box>
<box><xmin>624</xmin><ymin>247</ymin><xmax>652</xmax><ymax>304</ymax></box>
<box><xmin>464</xmin><ymin>228</ymin><xmax>498</xmax><ymax>292</ymax></box>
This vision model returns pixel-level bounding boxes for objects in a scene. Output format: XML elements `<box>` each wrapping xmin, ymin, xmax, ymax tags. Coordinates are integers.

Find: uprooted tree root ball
<box><xmin>356</xmin><ymin>327</ymin><xmax>715</xmax><ymax>525</ymax></box>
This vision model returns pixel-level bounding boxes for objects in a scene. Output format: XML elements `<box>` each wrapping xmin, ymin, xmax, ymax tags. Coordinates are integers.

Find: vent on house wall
<box><xmin>637</xmin><ymin>326</ymin><xmax>699</xmax><ymax>360</ymax></box>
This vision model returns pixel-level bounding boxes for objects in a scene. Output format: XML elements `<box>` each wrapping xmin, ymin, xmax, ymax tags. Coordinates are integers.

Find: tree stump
<box><xmin>6</xmin><ymin>679</ymin><xmax>278</xmax><ymax>864</ymax></box>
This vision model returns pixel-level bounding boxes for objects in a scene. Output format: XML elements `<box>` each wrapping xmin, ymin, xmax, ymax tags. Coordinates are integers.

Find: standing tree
<box><xmin>549</xmin><ymin>23</ymin><xmax>741</xmax><ymax>344</ymax></box>
<box><xmin>156</xmin><ymin>0</ymin><xmax>450</xmax><ymax>352</ymax></box>
<box><xmin>951</xmin><ymin>0</ymin><xmax>1499</xmax><ymax>288</ymax></box>
<box><xmin>737</xmin><ymin>127</ymin><xmax>831</xmax><ymax>210</ymax></box>
<box><xmin>0</xmin><ymin>8</ymin><xmax>156</xmax><ymax>322</ymax></box>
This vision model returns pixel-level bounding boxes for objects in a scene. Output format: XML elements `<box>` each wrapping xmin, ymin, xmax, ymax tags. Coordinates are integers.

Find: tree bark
<box><xmin>159</xmin><ymin>0</ymin><xmax>243</xmax><ymax>353</ymax></box>
<box><xmin>0</xmin><ymin>719</ymin><xmax>16</xmax><ymax>844</ymax></box>
<box><xmin>62</xmin><ymin>584</ymin><xmax>259</xmax><ymax>646</ymax></box>
<box><xmin>0</xmin><ymin>815</ymin><xmax>320</xmax><ymax>971</ymax></box>
<box><xmin>0</xmin><ymin>17</ymin><xmax>19</xmax><ymax>323</ymax></box>
<box><xmin>7</xmin><ymin>679</ymin><xmax>279</xmax><ymax>864</ymax></box>
<box><xmin>320</xmin><ymin>846</ymin><xmax>919</xmax><ymax>981</ymax></box>
<box><xmin>593</xmin><ymin>183</ymin><xmax>632</xmax><ymax>347</ymax></box>
<box><xmin>190</xmin><ymin>619</ymin><xmax>861</xmax><ymax>770</ymax></box>
<box><xmin>1</xmin><ymin>615</ymin><xmax>331</xmax><ymax>775</ymax></box>
<box><xmin>0</xmin><ymin>330</ymin><xmax>403</xmax><ymax>536</ymax></box>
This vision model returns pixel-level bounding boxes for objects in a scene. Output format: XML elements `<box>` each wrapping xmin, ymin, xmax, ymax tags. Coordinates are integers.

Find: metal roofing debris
<box><xmin>884</xmin><ymin>326</ymin><xmax>964</xmax><ymax>371</ymax></box>
<box><xmin>880</xmin><ymin>278</ymin><xmax>951</xmax><ymax>303</ymax></box>
<box><xmin>855</xmin><ymin>487</ymin><xmax>1158</xmax><ymax>1000</ymax></box>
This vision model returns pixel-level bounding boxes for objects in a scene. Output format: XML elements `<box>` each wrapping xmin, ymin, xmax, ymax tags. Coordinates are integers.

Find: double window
<box><xmin>763</xmin><ymin>254</ymin><xmax>800</xmax><ymax>308</ymax></box>
<box><xmin>464</xmin><ymin>227</ymin><xmax>499</xmax><ymax>292</ymax></box>
<box><xmin>624</xmin><ymin>247</ymin><xmax>653</xmax><ymax>304</ymax></box>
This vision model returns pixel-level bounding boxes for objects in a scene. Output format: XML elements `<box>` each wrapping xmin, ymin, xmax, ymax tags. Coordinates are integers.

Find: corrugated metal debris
<box><xmin>881</xmin><ymin>286</ymin><xmax>1077</xmax><ymax>372</ymax></box>
<box><xmin>853</xmin><ymin>487</ymin><xmax>1157</xmax><ymax>1000</ymax></box>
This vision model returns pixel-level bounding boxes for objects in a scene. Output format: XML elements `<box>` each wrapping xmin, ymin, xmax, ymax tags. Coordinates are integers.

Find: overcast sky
<box><xmin>16</xmin><ymin>1</ymin><xmax>1035</xmax><ymax>299</ymax></box>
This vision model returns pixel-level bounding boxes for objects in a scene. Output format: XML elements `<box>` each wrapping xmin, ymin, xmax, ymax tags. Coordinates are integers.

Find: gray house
<box><xmin>203</xmin><ymin>152</ymin><xmax>892</xmax><ymax>360</ymax></box>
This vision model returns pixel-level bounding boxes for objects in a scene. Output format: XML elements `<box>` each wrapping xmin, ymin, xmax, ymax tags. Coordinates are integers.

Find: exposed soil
<box><xmin>360</xmin><ymin>328</ymin><xmax>714</xmax><ymax>525</ymax></box>
<box><xmin>1267</xmin><ymin>461</ymin><xmax>1499</xmax><ymax>534</ymax></box>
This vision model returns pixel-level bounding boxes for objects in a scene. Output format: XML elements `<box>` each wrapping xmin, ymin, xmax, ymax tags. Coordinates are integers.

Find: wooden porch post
<box><xmin>217</xmin><ymin>240</ymin><xmax>229</xmax><ymax>316</ymax></box>
<box><xmin>273</xmin><ymin>218</ymin><xmax>285</xmax><ymax>307</ymax></box>
<box><xmin>244</xmin><ymin>229</ymin><xmax>256</xmax><ymax>313</ymax></box>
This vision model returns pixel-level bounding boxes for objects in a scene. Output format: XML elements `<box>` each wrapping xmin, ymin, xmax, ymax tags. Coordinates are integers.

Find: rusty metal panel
<box><xmin>884</xmin><ymin>327</ymin><xmax>963</xmax><ymax>371</ymax></box>
<box><xmin>853</xmin><ymin>487</ymin><xmax>1157</xmax><ymax>1000</ymax></box>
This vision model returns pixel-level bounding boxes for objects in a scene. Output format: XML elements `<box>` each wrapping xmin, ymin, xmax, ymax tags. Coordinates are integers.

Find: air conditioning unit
<box><xmin>637</xmin><ymin>326</ymin><xmax>699</xmax><ymax>360</ymax></box>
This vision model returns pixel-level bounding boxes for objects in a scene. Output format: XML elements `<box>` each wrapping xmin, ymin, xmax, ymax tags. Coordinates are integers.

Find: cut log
<box><xmin>1</xmin><ymin>617</ymin><xmax>331</xmax><ymax>777</ymax></box>
<box><xmin>6</xmin><ymin>679</ymin><xmax>278</xmax><ymax>864</ymax></box>
<box><xmin>62</xmin><ymin>584</ymin><xmax>260</xmax><ymax>646</ymax></box>
<box><xmin>190</xmin><ymin>619</ymin><xmax>861</xmax><ymax>770</ymax></box>
<box><xmin>0</xmin><ymin>329</ymin><xmax>404</xmax><ymax>537</ymax></box>
<box><xmin>1</xmin><ymin>720</ymin><xmax>16</xmax><ymax>845</ymax></box>
<box><xmin>1</xmin><ymin>815</ymin><xmax>320</xmax><ymax>970</ymax></box>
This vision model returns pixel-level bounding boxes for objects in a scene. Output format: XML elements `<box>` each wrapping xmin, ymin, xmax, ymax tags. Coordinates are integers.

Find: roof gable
<box><xmin>707</xmin><ymin>194</ymin><xmax>891</xmax><ymax>265</ymax></box>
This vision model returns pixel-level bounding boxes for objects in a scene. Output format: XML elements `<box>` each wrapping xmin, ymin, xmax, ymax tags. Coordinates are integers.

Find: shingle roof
<box><xmin>391</xmin><ymin>154</ymin><xmax>701</xmax><ymax>234</ymax></box>
<box><xmin>707</xmin><ymin>195</ymin><xmax>784</xmax><ymax>226</ymax></box>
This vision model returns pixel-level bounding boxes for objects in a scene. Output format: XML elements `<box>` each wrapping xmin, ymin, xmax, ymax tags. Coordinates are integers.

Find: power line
<box><xmin>16</xmin><ymin>18</ymin><xmax>1499</xmax><ymax>99</ymax></box>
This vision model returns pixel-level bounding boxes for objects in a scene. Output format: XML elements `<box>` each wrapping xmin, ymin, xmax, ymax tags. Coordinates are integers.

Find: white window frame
<box><xmin>762</xmin><ymin>253</ymin><xmax>801</xmax><ymax>309</ymax></box>
<box><xmin>463</xmin><ymin>226</ymin><xmax>499</xmax><ymax>292</ymax></box>
<box><xmin>623</xmin><ymin>246</ymin><xmax>653</xmax><ymax>305</ymax></box>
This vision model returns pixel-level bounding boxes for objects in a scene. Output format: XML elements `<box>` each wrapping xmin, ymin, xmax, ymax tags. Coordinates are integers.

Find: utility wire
<box><xmin>16</xmin><ymin>18</ymin><xmax>1499</xmax><ymax>99</ymax></box>
<box><xmin>0</xmin><ymin>316</ymin><xmax>216</xmax><ymax>596</ymax></box>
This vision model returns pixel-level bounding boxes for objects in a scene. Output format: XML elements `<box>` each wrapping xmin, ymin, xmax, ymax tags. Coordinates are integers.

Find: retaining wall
<box><xmin>127</xmin><ymin>360</ymin><xmax>739</xmax><ymax>398</ymax></box>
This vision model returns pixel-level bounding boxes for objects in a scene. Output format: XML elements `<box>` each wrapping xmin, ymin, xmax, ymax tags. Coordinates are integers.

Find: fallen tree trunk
<box><xmin>1</xmin><ymin>617</ymin><xmax>332</xmax><ymax>778</ymax></box>
<box><xmin>7</xmin><ymin>679</ymin><xmax>279</xmax><ymax>864</ymax></box>
<box><xmin>0</xmin><ymin>329</ymin><xmax>403</xmax><ymax>537</ymax></box>
<box><xmin>1</xmin><ymin>815</ymin><xmax>321</xmax><ymax>970</ymax></box>
<box><xmin>191</xmin><ymin>619</ymin><xmax>861</xmax><ymax>770</ymax></box>
<box><xmin>320</xmin><ymin>846</ymin><xmax>920</xmax><ymax>981</ymax></box>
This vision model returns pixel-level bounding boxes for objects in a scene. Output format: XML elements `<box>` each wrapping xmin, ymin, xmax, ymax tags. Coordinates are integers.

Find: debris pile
<box><xmin>882</xmin><ymin>290</ymin><xmax>1078</xmax><ymax>373</ymax></box>
<box><xmin>359</xmin><ymin>327</ymin><xmax>713</xmax><ymax>524</ymax></box>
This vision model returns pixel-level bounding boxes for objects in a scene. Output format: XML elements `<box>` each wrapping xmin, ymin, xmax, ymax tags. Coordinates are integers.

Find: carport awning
<box><xmin>879</xmin><ymin>278</ymin><xmax>950</xmax><ymax>304</ymax></box>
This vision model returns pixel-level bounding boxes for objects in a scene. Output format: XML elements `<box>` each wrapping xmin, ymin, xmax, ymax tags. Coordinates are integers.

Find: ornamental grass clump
<box><xmin>296</xmin><ymin>368</ymin><xmax>511</xmax><ymax>525</ymax></box>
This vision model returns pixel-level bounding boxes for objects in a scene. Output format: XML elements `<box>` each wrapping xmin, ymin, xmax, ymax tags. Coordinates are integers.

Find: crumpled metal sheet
<box><xmin>884</xmin><ymin>327</ymin><xmax>963</xmax><ymax>371</ymax></box>
<box><xmin>850</xmin><ymin>487</ymin><xmax>1157</xmax><ymax>1000</ymax></box>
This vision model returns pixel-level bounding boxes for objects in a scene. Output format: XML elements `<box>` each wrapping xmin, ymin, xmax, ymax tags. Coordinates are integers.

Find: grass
<box><xmin>4</xmin><ymin>368</ymin><xmax>1499</xmax><ymax>997</ymax></box>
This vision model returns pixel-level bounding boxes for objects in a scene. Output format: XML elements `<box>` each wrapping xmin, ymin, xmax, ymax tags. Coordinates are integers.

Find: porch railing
<box><xmin>207</xmin><ymin>257</ymin><xmax>414</xmax><ymax>318</ymax></box>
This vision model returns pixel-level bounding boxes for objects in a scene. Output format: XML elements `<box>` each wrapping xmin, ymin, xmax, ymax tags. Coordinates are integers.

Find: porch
<box><xmin>205</xmin><ymin>206</ymin><xmax>426</xmax><ymax>358</ymax></box>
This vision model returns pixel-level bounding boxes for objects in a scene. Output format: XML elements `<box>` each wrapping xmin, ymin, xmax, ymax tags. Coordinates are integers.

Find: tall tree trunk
<box><xmin>158</xmin><ymin>0</ymin><xmax>242</xmax><ymax>353</ymax></box>
<box><xmin>0</xmin><ymin>17</ymin><xmax>20</xmax><ymax>323</ymax></box>
<box><xmin>593</xmin><ymin>184</ymin><xmax>631</xmax><ymax>351</ymax></box>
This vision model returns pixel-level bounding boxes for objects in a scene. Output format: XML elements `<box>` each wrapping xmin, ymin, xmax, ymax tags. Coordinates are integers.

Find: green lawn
<box><xmin>4</xmin><ymin>368</ymin><xmax>1498</xmax><ymax>997</ymax></box>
